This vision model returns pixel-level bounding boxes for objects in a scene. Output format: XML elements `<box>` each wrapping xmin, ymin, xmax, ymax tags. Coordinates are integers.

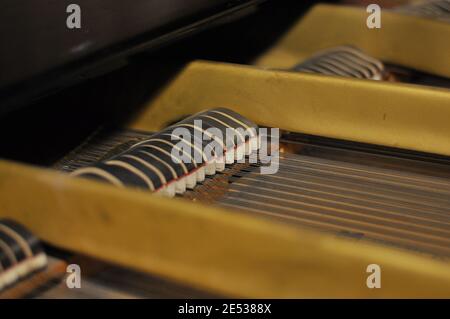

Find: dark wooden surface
<box><xmin>0</xmin><ymin>0</ymin><xmax>261</xmax><ymax>111</ymax></box>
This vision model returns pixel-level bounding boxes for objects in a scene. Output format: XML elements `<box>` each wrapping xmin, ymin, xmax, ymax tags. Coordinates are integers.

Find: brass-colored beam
<box><xmin>0</xmin><ymin>160</ymin><xmax>449</xmax><ymax>297</ymax></box>
<box><xmin>130</xmin><ymin>61</ymin><xmax>450</xmax><ymax>157</ymax></box>
<box><xmin>255</xmin><ymin>4</ymin><xmax>450</xmax><ymax>78</ymax></box>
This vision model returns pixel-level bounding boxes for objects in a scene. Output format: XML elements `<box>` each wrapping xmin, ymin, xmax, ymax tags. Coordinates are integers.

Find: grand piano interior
<box><xmin>0</xmin><ymin>0</ymin><xmax>450</xmax><ymax>298</ymax></box>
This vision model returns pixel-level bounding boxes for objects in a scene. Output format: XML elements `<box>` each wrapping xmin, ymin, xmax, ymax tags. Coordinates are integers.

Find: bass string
<box><xmin>238</xmin><ymin>166</ymin><xmax>450</xmax><ymax>207</ymax></box>
<box><xmin>278</xmin><ymin>153</ymin><xmax>450</xmax><ymax>191</ymax></box>
<box><xmin>225</xmin><ymin>181</ymin><xmax>450</xmax><ymax>229</ymax></box>
<box><xmin>186</xmin><ymin>156</ymin><xmax>450</xmax><ymax>216</ymax></box>
<box><xmin>226</xmin><ymin>173</ymin><xmax>450</xmax><ymax>218</ymax></box>
<box><xmin>217</xmin><ymin>200</ymin><xmax>450</xmax><ymax>259</ymax></box>
<box><xmin>182</xmin><ymin>158</ymin><xmax>450</xmax><ymax>257</ymax></box>
<box><xmin>217</xmin><ymin>190</ymin><xmax>450</xmax><ymax>251</ymax></box>
<box><xmin>219</xmin><ymin>187</ymin><xmax>450</xmax><ymax>242</ymax></box>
